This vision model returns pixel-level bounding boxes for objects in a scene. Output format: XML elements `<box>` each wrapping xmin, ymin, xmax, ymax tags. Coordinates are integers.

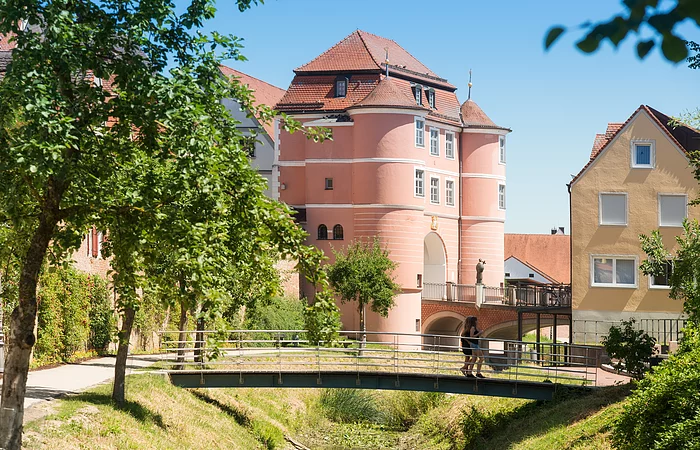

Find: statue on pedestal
<box><xmin>476</xmin><ymin>259</ymin><xmax>486</xmax><ymax>285</ymax></box>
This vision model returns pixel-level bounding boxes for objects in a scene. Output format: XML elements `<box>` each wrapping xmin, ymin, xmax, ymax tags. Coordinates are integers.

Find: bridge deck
<box><xmin>167</xmin><ymin>370</ymin><xmax>588</xmax><ymax>401</ymax></box>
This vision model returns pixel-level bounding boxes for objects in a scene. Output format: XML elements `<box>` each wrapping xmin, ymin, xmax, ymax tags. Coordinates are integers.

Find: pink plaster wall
<box><xmin>460</xmin><ymin>220</ymin><xmax>505</xmax><ymax>286</ymax></box>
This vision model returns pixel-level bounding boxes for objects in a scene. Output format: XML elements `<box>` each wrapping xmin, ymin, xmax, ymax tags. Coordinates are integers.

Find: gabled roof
<box><xmin>294</xmin><ymin>30</ymin><xmax>454</xmax><ymax>89</ymax></box>
<box><xmin>349</xmin><ymin>77</ymin><xmax>426</xmax><ymax>110</ymax></box>
<box><xmin>219</xmin><ymin>65</ymin><xmax>286</xmax><ymax>137</ymax></box>
<box><xmin>505</xmin><ymin>255</ymin><xmax>559</xmax><ymax>284</ymax></box>
<box><xmin>571</xmin><ymin>105</ymin><xmax>700</xmax><ymax>185</ymax></box>
<box><xmin>505</xmin><ymin>233</ymin><xmax>571</xmax><ymax>284</ymax></box>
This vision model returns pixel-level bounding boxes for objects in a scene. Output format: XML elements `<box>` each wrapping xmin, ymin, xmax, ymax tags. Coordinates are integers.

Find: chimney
<box><xmin>559</xmin><ymin>227</ymin><xmax>565</xmax><ymax>235</ymax></box>
<box><xmin>551</xmin><ymin>228</ymin><xmax>557</xmax><ymax>235</ymax></box>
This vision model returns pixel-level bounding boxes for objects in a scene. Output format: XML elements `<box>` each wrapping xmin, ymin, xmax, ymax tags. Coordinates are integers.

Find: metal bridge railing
<box><xmin>156</xmin><ymin>330</ymin><xmax>600</xmax><ymax>387</ymax></box>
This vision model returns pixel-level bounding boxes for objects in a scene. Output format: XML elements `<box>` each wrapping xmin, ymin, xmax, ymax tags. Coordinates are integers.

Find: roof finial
<box><xmin>467</xmin><ymin>69</ymin><xmax>473</xmax><ymax>101</ymax></box>
<box><xmin>384</xmin><ymin>47</ymin><xmax>390</xmax><ymax>78</ymax></box>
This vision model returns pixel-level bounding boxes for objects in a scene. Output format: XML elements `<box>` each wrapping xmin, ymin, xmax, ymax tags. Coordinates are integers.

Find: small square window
<box><xmin>631</xmin><ymin>141</ymin><xmax>655</xmax><ymax>168</ymax></box>
<box><xmin>325</xmin><ymin>178</ymin><xmax>334</xmax><ymax>190</ymax></box>
<box><xmin>600</xmin><ymin>193</ymin><xmax>627</xmax><ymax>225</ymax></box>
<box><xmin>336</xmin><ymin>79</ymin><xmax>347</xmax><ymax>98</ymax></box>
<box><xmin>505</xmin><ymin>272</ymin><xmax>511</xmax><ymax>277</ymax></box>
<box><xmin>659</xmin><ymin>194</ymin><xmax>687</xmax><ymax>227</ymax></box>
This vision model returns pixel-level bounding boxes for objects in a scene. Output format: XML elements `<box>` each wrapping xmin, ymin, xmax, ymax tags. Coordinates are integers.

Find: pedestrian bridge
<box><xmin>159</xmin><ymin>330</ymin><xmax>601</xmax><ymax>401</ymax></box>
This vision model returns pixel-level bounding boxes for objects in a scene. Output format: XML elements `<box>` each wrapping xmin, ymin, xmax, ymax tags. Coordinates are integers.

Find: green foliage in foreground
<box><xmin>613</xmin><ymin>327</ymin><xmax>700</xmax><ymax>450</ymax></box>
<box><xmin>602</xmin><ymin>319</ymin><xmax>656</xmax><ymax>380</ymax></box>
<box><xmin>34</xmin><ymin>267</ymin><xmax>113</xmax><ymax>366</ymax></box>
<box><xmin>244</xmin><ymin>296</ymin><xmax>306</xmax><ymax>331</ymax></box>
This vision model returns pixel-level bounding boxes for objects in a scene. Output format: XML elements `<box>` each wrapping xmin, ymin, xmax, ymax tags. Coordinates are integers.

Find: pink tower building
<box><xmin>274</xmin><ymin>31</ymin><xmax>510</xmax><ymax>340</ymax></box>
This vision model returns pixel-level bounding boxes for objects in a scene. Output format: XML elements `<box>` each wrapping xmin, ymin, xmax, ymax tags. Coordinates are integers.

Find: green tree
<box><xmin>0</xmin><ymin>1</ymin><xmax>333</xmax><ymax>447</ymax></box>
<box><xmin>545</xmin><ymin>1</ymin><xmax>700</xmax><ymax>62</ymax></box>
<box><xmin>327</xmin><ymin>239</ymin><xmax>400</xmax><ymax>347</ymax></box>
<box><xmin>602</xmin><ymin>318</ymin><xmax>656</xmax><ymax>379</ymax></box>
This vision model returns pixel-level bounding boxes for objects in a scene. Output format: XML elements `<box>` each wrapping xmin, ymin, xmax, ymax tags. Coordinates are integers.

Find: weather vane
<box><xmin>468</xmin><ymin>69</ymin><xmax>473</xmax><ymax>101</ymax></box>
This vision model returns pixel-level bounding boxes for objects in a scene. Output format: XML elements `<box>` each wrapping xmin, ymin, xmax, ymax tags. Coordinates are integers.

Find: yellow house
<box><xmin>569</xmin><ymin>105</ymin><xmax>700</xmax><ymax>343</ymax></box>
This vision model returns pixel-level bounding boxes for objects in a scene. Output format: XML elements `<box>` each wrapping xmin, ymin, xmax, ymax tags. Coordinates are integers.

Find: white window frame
<box><xmin>427</xmin><ymin>89</ymin><xmax>435</xmax><ymax>108</ymax></box>
<box><xmin>590</xmin><ymin>255</ymin><xmax>639</xmax><ymax>288</ymax></box>
<box><xmin>658</xmin><ymin>193</ymin><xmax>687</xmax><ymax>227</ymax></box>
<box><xmin>429</xmin><ymin>127</ymin><xmax>440</xmax><ymax>156</ymax></box>
<box><xmin>97</xmin><ymin>231</ymin><xmax>103</xmax><ymax>259</ymax></box>
<box><xmin>414</xmin><ymin>168</ymin><xmax>425</xmax><ymax>198</ymax></box>
<box><xmin>445</xmin><ymin>132</ymin><xmax>455</xmax><ymax>159</ymax></box>
<box><xmin>414</xmin><ymin>85</ymin><xmax>422</xmax><ymax>105</ymax></box>
<box><xmin>415</xmin><ymin>117</ymin><xmax>425</xmax><ymax>148</ymax></box>
<box><xmin>630</xmin><ymin>140</ymin><xmax>655</xmax><ymax>168</ymax></box>
<box><xmin>599</xmin><ymin>192</ymin><xmax>628</xmax><ymax>226</ymax></box>
<box><xmin>649</xmin><ymin>259</ymin><xmax>673</xmax><ymax>290</ymax></box>
<box><xmin>499</xmin><ymin>136</ymin><xmax>506</xmax><ymax>164</ymax></box>
<box><xmin>445</xmin><ymin>178</ymin><xmax>455</xmax><ymax>207</ymax></box>
<box><xmin>430</xmin><ymin>176</ymin><xmax>440</xmax><ymax>204</ymax></box>
<box><xmin>498</xmin><ymin>183</ymin><xmax>506</xmax><ymax>210</ymax></box>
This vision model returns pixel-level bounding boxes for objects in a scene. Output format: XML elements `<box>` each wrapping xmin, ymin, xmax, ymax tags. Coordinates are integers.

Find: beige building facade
<box><xmin>569</xmin><ymin>105</ymin><xmax>700</xmax><ymax>342</ymax></box>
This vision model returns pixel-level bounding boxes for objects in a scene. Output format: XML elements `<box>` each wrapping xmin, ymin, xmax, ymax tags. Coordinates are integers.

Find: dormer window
<box><xmin>413</xmin><ymin>84</ymin><xmax>422</xmax><ymax>105</ymax></box>
<box><xmin>335</xmin><ymin>78</ymin><xmax>348</xmax><ymax>98</ymax></box>
<box><xmin>427</xmin><ymin>89</ymin><xmax>435</xmax><ymax>108</ymax></box>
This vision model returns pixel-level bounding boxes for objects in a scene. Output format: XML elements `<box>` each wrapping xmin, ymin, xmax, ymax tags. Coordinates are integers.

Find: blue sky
<box><xmin>207</xmin><ymin>0</ymin><xmax>700</xmax><ymax>234</ymax></box>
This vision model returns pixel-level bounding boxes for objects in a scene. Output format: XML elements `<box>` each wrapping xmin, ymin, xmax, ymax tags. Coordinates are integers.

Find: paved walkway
<box><xmin>1</xmin><ymin>354</ymin><xmax>159</xmax><ymax>411</ymax></box>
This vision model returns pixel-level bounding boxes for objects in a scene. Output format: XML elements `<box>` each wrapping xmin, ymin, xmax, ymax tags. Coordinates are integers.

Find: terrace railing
<box><xmin>421</xmin><ymin>283</ymin><xmax>571</xmax><ymax>308</ymax></box>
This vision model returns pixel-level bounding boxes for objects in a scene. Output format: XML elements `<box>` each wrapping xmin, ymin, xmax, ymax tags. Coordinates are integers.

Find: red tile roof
<box><xmin>295</xmin><ymin>30</ymin><xmax>454</xmax><ymax>89</ymax></box>
<box><xmin>350</xmin><ymin>77</ymin><xmax>425</xmax><ymax>110</ymax></box>
<box><xmin>276</xmin><ymin>74</ymin><xmax>380</xmax><ymax>113</ymax></box>
<box><xmin>572</xmin><ymin>105</ymin><xmax>700</xmax><ymax>185</ymax></box>
<box><xmin>460</xmin><ymin>100</ymin><xmax>509</xmax><ymax>130</ymax></box>
<box><xmin>219</xmin><ymin>65</ymin><xmax>286</xmax><ymax>137</ymax></box>
<box><xmin>505</xmin><ymin>234</ymin><xmax>571</xmax><ymax>284</ymax></box>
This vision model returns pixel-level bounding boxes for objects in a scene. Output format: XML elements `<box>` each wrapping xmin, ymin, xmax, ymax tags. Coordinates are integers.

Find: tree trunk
<box><xmin>112</xmin><ymin>305</ymin><xmax>136</xmax><ymax>406</ymax></box>
<box><xmin>175</xmin><ymin>301</ymin><xmax>188</xmax><ymax>370</ymax></box>
<box><xmin>194</xmin><ymin>305</ymin><xmax>205</xmax><ymax>364</ymax></box>
<box><xmin>359</xmin><ymin>302</ymin><xmax>366</xmax><ymax>352</ymax></box>
<box><xmin>0</xmin><ymin>211</ymin><xmax>57</xmax><ymax>450</ymax></box>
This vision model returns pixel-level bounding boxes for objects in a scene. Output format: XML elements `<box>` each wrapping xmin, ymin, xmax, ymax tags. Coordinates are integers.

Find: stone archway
<box><xmin>423</xmin><ymin>232</ymin><xmax>446</xmax><ymax>300</ymax></box>
<box><xmin>422</xmin><ymin>310</ymin><xmax>464</xmax><ymax>351</ymax></box>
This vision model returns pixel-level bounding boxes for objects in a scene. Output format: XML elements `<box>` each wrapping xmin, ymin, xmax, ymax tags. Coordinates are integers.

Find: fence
<box><xmin>158</xmin><ymin>329</ymin><xmax>600</xmax><ymax>387</ymax></box>
<box><xmin>421</xmin><ymin>282</ymin><xmax>570</xmax><ymax>308</ymax></box>
<box><xmin>573</xmin><ymin>318</ymin><xmax>688</xmax><ymax>346</ymax></box>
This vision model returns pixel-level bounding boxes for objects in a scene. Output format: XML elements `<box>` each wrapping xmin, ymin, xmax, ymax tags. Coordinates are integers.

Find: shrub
<box><xmin>602</xmin><ymin>318</ymin><xmax>656</xmax><ymax>379</ymax></box>
<box><xmin>612</xmin><ymin>325</ymin><xmax>700</xmax><ymax>449</ymax></box>
<box><xmin>244</xmin><ymin>296</ymin><xmax>305</xmax><ymax>331</ymax></box>
<box><xmin>319</xmin><ymin>389</ymin><xmax>383</xmax><ymax>424</ymax></box>
<box><xmin>88</xmin><ymin>274</ymin><xmax>114</xmax><ymax>352</ymax></box>
<box><xmin>381</xmin><ymin>391</ymin><xmax>445</xmax><ymax>430</ymax></box>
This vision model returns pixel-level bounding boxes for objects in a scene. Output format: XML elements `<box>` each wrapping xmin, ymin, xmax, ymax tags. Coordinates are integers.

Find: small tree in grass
<box><xmin>602</xmin><ymin>318</ymin><xmax>656</xmax><ymax>380</ymax></box>
<box><xmin>328</xmin><ymin>239</ymin><xmax>400</xmax><ymax>347</ymax></box>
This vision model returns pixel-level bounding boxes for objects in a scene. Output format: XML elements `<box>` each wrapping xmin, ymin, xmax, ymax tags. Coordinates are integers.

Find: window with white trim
<box><xmin>415</xmin><ymin>169</ymin><xmax>424</xmax><ymax>197</ymax></box>
<box><xmin>413</xmin><ymin>85</ymin><xmax>423</xmax><ymax>105</ymax></box>
<box><xmin>427</xmin><ymin>89</ymin><xmax>435</xmax><ymax>108</ymax></box>
<box><xmin>591</xmin><ymin>256</ymin><xmax>637</xmax><ymax>287</ymax></box>
<box><xmin>430</xmin><ymin>177</ymin><xmax>440</xmax><ymax>204</ymax></box>
<box><xmin>650</xmin><ymin>260</ymin><xmax>672</xmax><ymax>288</ymax></box>
<box><xmin>445</xmin><ymin>179</ymin><xmax>455</xmax><ymax>206</ymax></box>
<box><xmin>415</xmin><ymin>118</ymin><xmax>425</xmax><ymax>147</ymax></box>
<box><xmin>631</xmin><ymin>141</ymin><xmax>654</xmax><ymax>168</ymax></box>
<box><xmin>325</xmin><ymin>178</ymin><xmax>333</xmax><ymax>190</ymax></box>
<box><xmin>599</xmin><ymin>193</ymin><xmax>627</xmax><ymax>225</ymax></box>
<box><xmin>445</xmin><ymin>132</ymin><xmax>454</xmax><ymax>159</ymax></box>
<box><xmin>659</xmin><ymin>194</ymin><xmax>687</xmax><ymax>227</ymax></box>
<box><xmin>499</xmin><ymin>136</ymin><xmax>506</xmax><ymax>164</ymax></box>
<box><xmin>498</xmin><ymin>184</ymin><xmax>506</xmax><ymax>210</ymax></box>
<box><xmin>430</xmin><ymin>128</ymin><xmax>439</xmax><ymax>156</ymax></box>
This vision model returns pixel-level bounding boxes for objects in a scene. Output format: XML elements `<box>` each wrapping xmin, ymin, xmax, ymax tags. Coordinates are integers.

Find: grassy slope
<box><xmin>24</xmin><ymin>374</ymin><xmax>631</xmax><ymax>450</ymax></box>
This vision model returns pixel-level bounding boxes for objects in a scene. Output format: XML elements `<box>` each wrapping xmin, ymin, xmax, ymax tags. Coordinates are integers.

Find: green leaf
<box><xmin>544</xmin><ymin>26</ymin><xmax>566</xmax><ymax>49</ymax></box>
<box><xmin>637</xmin><ymin>39</ymin><xmax>655</xmax><ymax>59</ymax></box>
<box><xmin>661</xmin><ymin>34</ymin><xmax>689</xmax><ymax>63</ymax></box>
<box><xmin>29</xmin><ymin>165</ymin><xmax>37</xmax><ymax>173</ymax></box>
<box><xmin>577</xmin><ymin>36</ymin><xmax>600</xmax><ymax>53</ymax></box>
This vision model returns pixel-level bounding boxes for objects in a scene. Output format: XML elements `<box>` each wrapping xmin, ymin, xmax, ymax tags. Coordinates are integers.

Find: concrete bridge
<box><xmin>160</xmin><ymin>330</ymin><xmax>599</xmax><ymax>401</ymax></box>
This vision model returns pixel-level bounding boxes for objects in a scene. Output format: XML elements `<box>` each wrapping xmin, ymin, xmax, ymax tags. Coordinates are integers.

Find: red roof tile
<box><xmin>219</xmin><ymin>65</ymin><xmax>286</xmax><ymax>137</ymax></box>
<box><xmin>460</xmin><ymin>100</ymin><xmax>508</xmax><ymax>130</ymax></box>
<box><xmin>276</xmin><ymin>74</ymin><xmax>380</xmax><ymax>113</ymax></box>
<box><xmin>505</xmin><ymin>234</ymin><xmax>571</xmax><ymax>284</ymax></box>
<box><xmin>589</xmin><ymin>133</ymin><xmax>607</xmax><ymax>159</ymax></box>
<box><xmin>350</xmin><ymin>77</ymin><xmax>425</xmax><ymax>110</ymax></box>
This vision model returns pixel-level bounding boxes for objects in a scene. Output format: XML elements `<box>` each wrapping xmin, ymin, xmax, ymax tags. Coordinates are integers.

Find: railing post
<box><xmin>277</xmin><ymin>331</ymin><xmax>282</xmax><ymax>385</ymax></box>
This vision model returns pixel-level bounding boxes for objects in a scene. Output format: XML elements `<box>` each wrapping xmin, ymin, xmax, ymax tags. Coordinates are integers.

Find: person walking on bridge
<box><xmin>460</xmin><ymin>316</ymin><xmax>485</xmax><ymax>378</ymax></box>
